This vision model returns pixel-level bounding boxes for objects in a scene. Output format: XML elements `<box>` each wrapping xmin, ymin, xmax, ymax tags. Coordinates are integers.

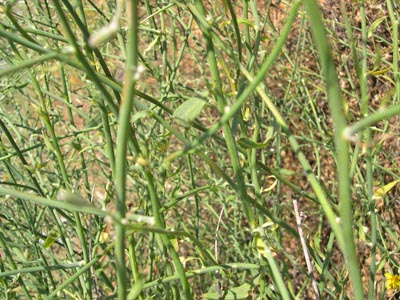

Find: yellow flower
<box><xmin>385</xmin><ymin>273</ymin><xmax>400</xmax><ymax>290</ymax></box>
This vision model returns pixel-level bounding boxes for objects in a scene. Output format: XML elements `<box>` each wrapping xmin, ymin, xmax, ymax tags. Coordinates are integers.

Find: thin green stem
<box><xmin>386</xmin><ymin>0</ymin><xmax>399</xmax><ymax>102</ymax></box>
<box><xmin>0</xmin><ymin>233</ymin><xmax>31</xmax><ymax>298</ymax></box>
<box><xmin>193</xmin><ymin>0</ymin><xmax>255</xmax><ymax>227</ymax></box>
<box><xmin>166</xmin><ymin>0</ymin><xmax>301</xmax><ymax>162</ymax></box>
<box><xmin>142</xmin><ymin>168</ymin><xmax>192</xmax><ymax>298</ymax></box>
<box><xmin>0</xmin><ymin>186</ymin><xmax>109</xmax><ymax>216</ymax></box>
<box><xmin>223</xmin><ymin>0</ymin><xmax>242</xmax><ymax>62</ymax></box>
<box><xmin>0</xmin><ymin>52</ymin><xmax>59</xmax><ymax>77</ymax></box>
<box><xmin>357</xmin><ymin>2</ymin><xmax>376</xmax><ymax>299</ymax></box>
<box><xmin>304</xmin><ymin>1</ymin><xmax>363</xmax><ymax>299</ymax></box>
<box><xmin>346</xmin><ymin>104</ymin><xmax>400</xmax><ymax>136</ymax></box>
<box><xmin>0</xmin><ymin>118</ymin><xmax>44</xmax><ymax>195</ymax></box>
<box><xmin>240</xmin><ymin>68</ymin><xmax>344</xmax><ymax>248</ymax></box>
<box><xmin>44</xmin><ymin>243</ymin><xmax>114</xmax><ymax>300</ymax></box>
<box><xmin>142</xmin><ymin>263</ymin><xmax>259</xmax><ymax>289</ymax></box>
<box><xmin>51</xmin><ymin>0</ymin><xmax>118</xmax><ymax>117</ymax></box>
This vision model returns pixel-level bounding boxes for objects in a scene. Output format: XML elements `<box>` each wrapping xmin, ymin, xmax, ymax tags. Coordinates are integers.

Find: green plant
<box><xmin>0</xmin><ymin>1</ymin><xmax>399</xmax><ymax>299</ymax></box>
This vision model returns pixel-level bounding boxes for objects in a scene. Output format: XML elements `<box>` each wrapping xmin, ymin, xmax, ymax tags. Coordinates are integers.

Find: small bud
<box><xmin>88</xmin><ymin>21</ymin><xmax>119</xmax><ymax>48</ymax></box>
<box><xmin>136</xmin><ymin>157</ymin><xmax>149</xmax><ymax>167</ymax></box>
<box><xmin>134</xmin><ymin>64</ymin><xmax>145</xmax><ymax>81</ymax></box>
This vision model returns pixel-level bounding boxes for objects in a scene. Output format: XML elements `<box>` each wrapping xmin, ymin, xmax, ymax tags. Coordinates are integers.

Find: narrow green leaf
<box><xmin>367</xmin><ymin>16</ymin><xmax>387</xmax><ymax>38</ymax></box>
<box><xmin>237</xmin><ymin>137</ymin><xmax>267</xmax><ymax>149</ymax></box>
<box><xmin>237</xmin><ymin>18</ymin><xmax>254</xmax><ymax>27</ymax></box>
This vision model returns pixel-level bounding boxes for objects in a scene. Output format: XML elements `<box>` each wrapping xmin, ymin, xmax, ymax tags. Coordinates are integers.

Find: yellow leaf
<box><xmin>252</xmin><ymin>234</ymin><xmax>267</xmax><ymax>259</ymax></box>
<box><xmin>99</xmin><ymin>231</ymin><xmax>109</xmax><ymax>244</ymax></box>
<box><xmin>260</xmin><ymin>175</ymin><xmax>277</xmax><ymax>193</ymax></box>
<box><xmin>170</xmin><ymin>238</ymin><xmax>179</xmax><ymax>252</ymax></box>
<box><xmin>251</xmin><ymin>232</ymin><xmax>276</xmax><ymax>259</ymax></box>
<box><xmin>367</xmin><ymin>67</ymin><xmax>391</xmax><ymax>76</ymax></box>
<box><xmin>373</xmin><ymin>180</ymin><xmax>400</xmax><ymax>200</ymax></box>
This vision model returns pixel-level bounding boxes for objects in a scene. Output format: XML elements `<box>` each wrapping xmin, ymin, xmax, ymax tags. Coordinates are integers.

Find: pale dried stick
<box><xmin>215</xmin><ymin>207</ymin><xmax>224</xmax><ymax>300</ymax></box>
<box><xmin>291</xmin><ymin>193</ymin><xmax>320</xmax><ymax>299</ymax></box>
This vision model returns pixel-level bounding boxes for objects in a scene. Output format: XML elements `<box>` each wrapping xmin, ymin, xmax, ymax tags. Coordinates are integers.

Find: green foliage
<box><xmin>0</xmin><ymin>1</ymin><xmax>399</xmax><ymax>300</ymax></box>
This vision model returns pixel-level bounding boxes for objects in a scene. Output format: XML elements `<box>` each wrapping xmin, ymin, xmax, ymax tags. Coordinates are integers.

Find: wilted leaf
<box><xmin>373</xmin><ymin>180</ymin><xmax>400</xmax><ymax>200</ymax></box>
<box><xmin>367</xmin><ymin>68</ymin><xmax>390</xmax><ymax>76</ymax></box>
<box><xmin>260</xmin><ymin>175</ymin><xmax>277</xmax><ymax>193</ymax></box>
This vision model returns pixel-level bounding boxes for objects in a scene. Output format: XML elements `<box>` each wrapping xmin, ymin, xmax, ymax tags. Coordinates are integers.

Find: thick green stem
<box><xmin>114</xmin><ymin>1</ymin><xmax>139</xmax><ymax>299</ymax></box>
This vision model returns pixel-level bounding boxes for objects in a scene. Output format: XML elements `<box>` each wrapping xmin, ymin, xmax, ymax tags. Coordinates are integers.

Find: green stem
<box><xmin>357</xmin><ymin>2</ymin><xmax>376</xmax><ymax>299</ymax></box>
<box><xmin>0</xmin><ymin>52</ymin><xmax>59</xmax><ymax>77</ymax></box>
<box><xmin>193</xmin><ymin>0</ymin><xmax>255</xmax><ymax>227</ymax></box>
<box><xmin>0</xmin><ymin>232</ymin><xmax>31</xmax><ymax>298</ymax></box>
<box><xmin>114</xmin><ymin>1</ymin><xmax>139</xmax><ymax>298</ymax></box>
<box><xmin>386</xmin><ymin>0</ymin><xmax>399</xmax><ymax>102</ymax></box>
<box><xmin>51</xmin><ymin>0</ymin><xmax>118</xmax><ymax>116</ymax></box>
<box><xmin>166</xmin><ymin>0</ymin><xmax>301</xmax><ymax>162</ymax></box>
<box><xmin>346</xmin><ymin>104</ymin><xmax>400</xmax><ymax>136</ymax></box>
<box><xmin>304</xmin><ymin>1</ymin><xmax>363</xmax><ymax>299</ymax></box>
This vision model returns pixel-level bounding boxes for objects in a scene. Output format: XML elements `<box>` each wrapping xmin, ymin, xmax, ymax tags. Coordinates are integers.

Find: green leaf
<box><xmin>311</xmin><ymin>231</ymin><xmax>325</xmax><ymax>260</ymax></box>
<box><xmin>237</xmin><ymin>137</ymin><xmax>267</xmax><ymax>149</ymax></box>
<box><xmin>173</xmin><ymin>98</ymin><xmax>205</xmax><ymax>127</ymax></box>
<box><xmin>56</xmin><ymin>189</ymin><xmax>90</xmax><ymax>206</ymax></box>
<box><xmin>203</xmin><ymin>283</ymin><xmax>251</xmax><ymax>299</ymax></box>
<box><xmin>367</xmin><ymin>16</ymin><xmax>387</xmax><ymax>38</ymax></box>
<box><xmin>132</xmin><ymin>110</ymin><xmax>150</xmax><ymax>123</ymax></box>
<box><xmin>43</xmin><ymin>228</ymin><xmax>60</xmax><ymax>248</ymax></box>
<box><xmin>237</xmin><ymin>18</ymin><xmax>254</xmax><ymax>27</ymax></box>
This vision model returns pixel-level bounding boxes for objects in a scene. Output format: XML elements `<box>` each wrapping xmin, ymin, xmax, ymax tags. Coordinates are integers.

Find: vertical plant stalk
<box><xmin>58</xmin><ymin>0</ymin><xmax>118</xmax><ymax>177</ymax></box>
<box><xmin>357</xmin><ymin>2</ymin><xmax>376</xmax><ymax>299</ymax></box>
<box><xmin>23</xmin><ymin>60</ymin><xmax>91</xmax><ymax>296</ymax></box>
<box><xmin>303</xmin><ymin>1</ymin><xmax>364</xmax><ymax>300</ymax></box>
<box><xmin>386</xmin><ymin>0</ymin><xmax>399</xmax><ymax>102</ymax></box>
<box><xmin>114</xmin><ymin>0</ymin><xmax>139</xmax><ymax>298</ymax></box>
<box><xmin>239</xmin><ymin>68</ymin><xmax>344</xmax><ymax>249</ymax></box>
<box><xmin>192</xmin><ymin>0</ymin><xmax>255</xmax><ymax>228</ymax></box>
<box><xmin>187</xmin><ymin>155</ymin><xmax>200</xmax><ymax>239</ymax></box>
<box><xmin>222</xmin><ymin>0</ymin><xmax>242</xmax><ymax>63</ymax></box>
<box><xmin>142</xmin><ymin>169</ymin><xmax>192</xmax><ymax>298</ymax></box>
<box><xmin>257</xmin><ymin>227</ymin><xmax>291</xmax><ymax>300</ymax></box>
